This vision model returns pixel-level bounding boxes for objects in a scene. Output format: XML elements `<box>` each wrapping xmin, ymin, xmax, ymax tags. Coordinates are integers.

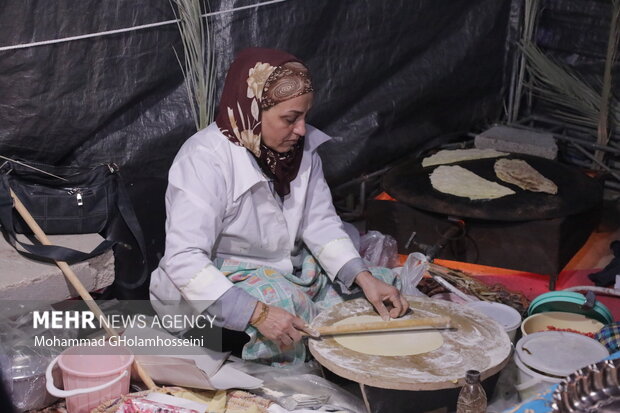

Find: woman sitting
<box><xmin>150</xmin><ymin>47</ymin><xmax>408</xmax><ymax>365</ymax></box>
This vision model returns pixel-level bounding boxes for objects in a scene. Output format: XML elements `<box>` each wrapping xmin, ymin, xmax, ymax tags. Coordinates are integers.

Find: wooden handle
<box><xmin>9</xmin><ymin>188</ymin><xmax>158</xmax><ymax>390</ymax></box>
<box><xmin>314</xmin><ymin>316</ymin><xmax>451</xmax><ymax>337</ymax></box>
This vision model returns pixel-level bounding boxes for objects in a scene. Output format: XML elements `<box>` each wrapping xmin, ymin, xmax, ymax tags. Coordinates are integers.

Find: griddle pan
<box><xmin>382</xmin><ymin>154</ymin><xmax>602</xmax><ymax>221</ymax></box>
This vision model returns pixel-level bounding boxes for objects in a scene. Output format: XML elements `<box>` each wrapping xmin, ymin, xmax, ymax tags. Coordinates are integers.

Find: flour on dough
<box><xmin>430</xmin><ymin>165</ymin><xmax>515</xmax><ymax>200</ymax></box>
<box><xmin>333</xmin><ymin>315</ymin><xmax>444</xmax><ymax>356</ymax></box>
<box><xmin>422</xmin><ymin>148</ymin><xmax>507</xmax><ymax>167</ymax></box>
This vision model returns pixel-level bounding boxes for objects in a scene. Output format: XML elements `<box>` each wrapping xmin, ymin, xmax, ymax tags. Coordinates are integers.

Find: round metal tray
<box><xmin>552</xmin><ymin>357</ymin><xmax>620</xmax><ymax>412</ymax></box>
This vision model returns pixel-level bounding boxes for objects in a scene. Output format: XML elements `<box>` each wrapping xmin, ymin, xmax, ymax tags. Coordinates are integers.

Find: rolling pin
<box><xmin>305</xmin><ymin>316</ymin><xmax>451</xmax><ymax>337</ymax></box>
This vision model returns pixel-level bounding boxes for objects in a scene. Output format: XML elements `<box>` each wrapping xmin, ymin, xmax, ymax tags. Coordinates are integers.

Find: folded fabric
<box><xmin>588</xmin><ymin>240</ymin><xmax>620</xmax><ymax>287</ymax></box>
<box><xmin>596</xmin><ymin>322</ymin><xmax>620</xmax><ymax>353</ymax></box>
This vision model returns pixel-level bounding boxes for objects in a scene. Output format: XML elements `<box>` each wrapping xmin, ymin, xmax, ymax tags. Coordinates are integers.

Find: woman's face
<box><xmin>261</xmin><ymin>92</ymin><xmax>314</xmax><ymax>153</ymax></box>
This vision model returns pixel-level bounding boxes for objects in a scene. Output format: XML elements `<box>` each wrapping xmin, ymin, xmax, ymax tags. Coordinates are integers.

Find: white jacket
<box><xmin>150</xmin><ymin>123</ymin><xmax>360</xmax><ymax>316</ymax></box>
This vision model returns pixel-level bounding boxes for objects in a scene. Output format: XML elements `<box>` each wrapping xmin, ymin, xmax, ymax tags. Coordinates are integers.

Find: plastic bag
<box><xmin>230</xmin><ymin>359</ymin><xmax>365</xmax><ymax>412</ymax></box>
<box><xmin>0</xmin><ymin>351</ymin><xmax>12</xmax><ymax>396</ymax></box>
<box><xmin>0</xmin><ymin>305</ymin><xmax>78</xmax><ymax>348</ymax></box>
<box><xmin>397</xmin><ymin>252</ymin><xmax>428</xmax><ymax>296</ymax></box>
<box><xmin>0</xmin><ymin>306</ymin><xmax>73</xmax><ymax>411</ymax></box>
<box><xmin>359</xmin><ymin>230</ymin><xmax>399</xmax><ymax>268</ymax></box>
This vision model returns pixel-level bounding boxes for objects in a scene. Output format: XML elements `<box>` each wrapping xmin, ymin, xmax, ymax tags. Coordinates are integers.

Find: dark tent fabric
<box><xmin>0</xmin><ymin>0</ymin><xmax>513</xmax><ymax>295</ymax></box>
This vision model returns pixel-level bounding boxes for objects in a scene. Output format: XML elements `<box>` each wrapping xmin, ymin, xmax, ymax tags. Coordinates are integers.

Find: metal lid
<box><xmin>528</xmin><ymin>292</ymin><xmax>613</xmax><ymax>324</ymax></box>
<box><xmin>516</xmin><ymin>331</ymin><xmax>609</xmax><ymax>377</ymax></box>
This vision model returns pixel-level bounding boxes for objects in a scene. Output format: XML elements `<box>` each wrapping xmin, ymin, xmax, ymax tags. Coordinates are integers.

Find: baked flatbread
<box><xmin>422</xmin><ymin>148</ymin><xmax>507</xmax><ymax>167</ymax></box>
<box><xmin>494</xmin><ymin>158</ymin><xmax>558</xmax><ymax>194</ymax></box>
<box><xmin>430</xmin><ymin>165</ymin><xmax>515</xmax><ymax>200</ymax></box>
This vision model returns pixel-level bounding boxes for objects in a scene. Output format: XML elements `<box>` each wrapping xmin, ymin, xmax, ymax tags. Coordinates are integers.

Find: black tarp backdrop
<box><xmin>0</xmin><ymin>0</ymin><xmax>513</xmax><ymax>297</ymax></box>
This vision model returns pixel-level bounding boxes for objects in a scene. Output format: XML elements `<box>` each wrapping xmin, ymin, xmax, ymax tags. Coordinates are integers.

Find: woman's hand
<box><xmin>354</xmin><ymin>271</ymin><xmax>409</xmax><ymax>320</ymax></box>
<box><xmin>250</xmin><ymin>302</ymin><xmax>310</xmax><ymax>349</ymax></box>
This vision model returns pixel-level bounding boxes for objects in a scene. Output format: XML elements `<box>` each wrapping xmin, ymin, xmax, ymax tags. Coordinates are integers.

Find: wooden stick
<box><xmin>309</xmin><ymin>316</ymin><xmax>451</xmax><ymax>337</ymax></box>
<box><xmin>432</xmin><ymin>275</ymin><xmax>477</xmax><ymax>303</ymax></box>
<box><xmin>9</xmin><ymin>188</ymin><xmax>157</xmax><ymax>390</ymax></box>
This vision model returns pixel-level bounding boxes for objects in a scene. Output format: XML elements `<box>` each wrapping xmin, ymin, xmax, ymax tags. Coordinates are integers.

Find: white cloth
<box><xmin>150</xmin><ymin>123</ymin><xmax>361</xmax><ymax>317</ymax></box>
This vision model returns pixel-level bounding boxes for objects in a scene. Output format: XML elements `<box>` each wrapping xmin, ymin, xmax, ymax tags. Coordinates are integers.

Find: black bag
<box><xmin>0</xmin><ymin>159</ymin><xmax>148</xmax><ymax>289</ymax></box>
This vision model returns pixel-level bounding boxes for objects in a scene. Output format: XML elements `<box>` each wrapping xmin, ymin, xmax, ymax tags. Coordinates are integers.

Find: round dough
<box><xmin>332</xmin><ymin>315</ymin><xmax>444</xmax><ymax>356</ymax></box>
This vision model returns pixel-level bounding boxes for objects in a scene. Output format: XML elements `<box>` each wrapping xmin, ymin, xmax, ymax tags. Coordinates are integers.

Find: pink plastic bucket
<box><xmin>45</xmin><ymin>345</ymin><xmax>133</xmax><ymax>413</ymax></box>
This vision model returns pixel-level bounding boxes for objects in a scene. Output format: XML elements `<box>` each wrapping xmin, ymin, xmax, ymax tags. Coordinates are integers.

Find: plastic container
<box><xmin>513</xmin><ymin>348</ymin><xmax>564</xmax><ymax>401</ymax></box>
<box><xmin>513</xmin><ymin>331</ymin><xmax>608</xmax><ymax>401</ymax></box>
<box><xmin>521</xmin><ymin>311</ymin><xmax>604</xmax><ymax>337</ymax></box>
<box><xmin>528</xmin><ymin>291</ymin><xmax>613</xmax><ymax>324</ymax></box>
<box><xmin>45</xmin><ymin>345</ymin><xmax>133</xmax><ymax>413</ymax></box>
<box><xmin>467</xmin><ymin>301</ymin><xmax>522</xmax><ymax>343</ymax></box>
<box><xmin>10</xmin><ymin>345</ymin><xmax>59</xmax><ymax>411</ymax></box>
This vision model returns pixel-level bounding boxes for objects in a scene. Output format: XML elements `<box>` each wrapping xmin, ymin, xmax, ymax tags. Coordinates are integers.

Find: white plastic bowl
<box><xmin>520</xmin><ymin>311</ymin><xmax>604</xmax><ymax>337</ymax></box>
<box><xmin>467</xmin><ymin>301</ymin><xmax>522</xmax><ymax>343</ymax></box>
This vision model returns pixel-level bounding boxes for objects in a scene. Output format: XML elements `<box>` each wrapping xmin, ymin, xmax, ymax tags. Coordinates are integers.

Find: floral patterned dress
<box><xmin>218</xmin><ymin>253</ymin><xmax>400</xmax><ymax>366</ymax></box>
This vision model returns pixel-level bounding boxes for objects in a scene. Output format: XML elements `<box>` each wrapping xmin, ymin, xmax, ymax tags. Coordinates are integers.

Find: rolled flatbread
<box><xmin>430</xmin><ymin>165</ymin><xmax>515</xmax><ymax>200</ymax></box>
<box><xmin>422</xmin><ymin>148</ymin><xmax>507</xmax><ymax>167</ymax></box>
<box><xmin>494</xmin><ymin>158</ymin><xmax>558</xmax><ymax>195</ymax></box>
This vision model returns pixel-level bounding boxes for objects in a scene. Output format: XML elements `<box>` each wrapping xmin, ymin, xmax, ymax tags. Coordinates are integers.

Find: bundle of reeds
<box><xmin>511</xmin><ymin>0</ymin><xmax>620</xmax><ymax>172</ymax></box>
<box><xmin>425</xmin><ymin>263</ymin><xmax>530</xmax><ymax>316</ymax></box>
<box><xmin>172</xmin><ymin>0</ymin><xmax>216</xmax><ymax>131</ymax></box>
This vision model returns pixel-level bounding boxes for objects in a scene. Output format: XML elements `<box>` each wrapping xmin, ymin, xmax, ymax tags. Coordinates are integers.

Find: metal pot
<box><xmin>9</xmin><ymin>345</ymin><xmax>60</xmax><ymax>412</ymax></box>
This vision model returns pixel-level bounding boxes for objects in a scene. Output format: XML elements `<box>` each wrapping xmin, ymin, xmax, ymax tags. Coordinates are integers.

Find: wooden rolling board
<box><xmin>308</xmin><ymin>297</ymin><xmax>512</xmax><ymax>391</ymax></box>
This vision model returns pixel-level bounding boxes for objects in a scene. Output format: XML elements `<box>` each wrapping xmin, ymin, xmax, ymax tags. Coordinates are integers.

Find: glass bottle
<box><xmin>456</xmin><ymin>369</ymin><xmax>487</xmax><ymax>413</ymax></box>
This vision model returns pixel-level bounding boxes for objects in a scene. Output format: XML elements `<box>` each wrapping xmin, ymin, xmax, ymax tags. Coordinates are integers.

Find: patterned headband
<box><xmin>260</xmin><ymin>64</ymin><xmax>314</xmax><ymax>110</ymax></box>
